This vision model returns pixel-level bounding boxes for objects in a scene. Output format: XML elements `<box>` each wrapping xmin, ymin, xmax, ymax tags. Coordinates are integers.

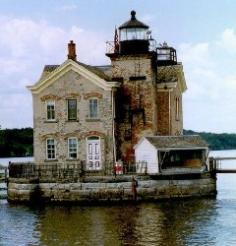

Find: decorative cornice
<box><xmin>39</xmin><ymin>133</ymin><xmax>60</xmax><ymax>140</ymax></box>
<box><xmin>157</xmin><ymin>64</ymin><xmax>187</xmax><ymax>93</ymax></box>
<box><xmin>40</xmin><ymin>94</ymin><xmax>61</xmax><ymax>101</ymax></box>
<box><xmin>83</xmin><ymin>92</ymin><xmax>103</xmax><ymax>100</ymax></box>
<box><xmin>65</xmin><ymin>93</ymin><xmax>81</xmax><ymax>100</ymax></box>
<box><xmin>82</xmin><ymin>131</ymin><xmax>105</xmax><ymax>139</ymax></box>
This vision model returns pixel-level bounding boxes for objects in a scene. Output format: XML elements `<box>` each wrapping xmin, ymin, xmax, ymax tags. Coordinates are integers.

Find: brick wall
<box><xmin>110</xmin><ymin>54</ymin><xmax>185</xmax><ymax>162</ymax></box>
<box><xmin>111</xmin><ymin>54</ymin><xmax>157</xmax><ymax>162</ymax></box>
<box><xmin>156</xmin><ymin>84</ymin><xmax>183</xmax><ymax>136</ymax></box>
<box><xmin>156</xmin><ymin>90</ymin><xmax>170</xmax><ymax>135</ymax></box>
<box><xmin>170</xmin><ymin>83</ymin><xmax>183</xmax><ymax>135</ymax></box>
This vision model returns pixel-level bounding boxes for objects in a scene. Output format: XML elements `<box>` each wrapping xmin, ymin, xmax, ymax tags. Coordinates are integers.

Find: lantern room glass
<box><xmin>158</xmin><ymin>49</ymin><xmax>171</xmax><ymax>60</ymax></box>
<box><xmin>120</xmin><ymin>28</ymin><xmax>148</xmax><ymax>41</ymax></box>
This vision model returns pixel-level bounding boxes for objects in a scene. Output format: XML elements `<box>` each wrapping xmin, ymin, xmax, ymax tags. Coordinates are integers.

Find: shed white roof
<box><xmin>135</xmin><ymin>135</ymin><xmax>208</xmax><ymax>150</ymax></box>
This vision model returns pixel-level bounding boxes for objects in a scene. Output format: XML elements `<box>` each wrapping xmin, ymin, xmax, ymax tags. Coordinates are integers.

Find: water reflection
<box><xmin>0</xmin><ymin>200</ymin><xmax>40</xmax><ymax>246</ymax></box>
<box><xmin>2</xmin><ymin>151</ymin><xmax>236</xmax><ymax>245</ymax></box>
<box><xmin>34</xmin><ymin>199</ymin><xmax>217</xmax><ymax>246</ymax></box>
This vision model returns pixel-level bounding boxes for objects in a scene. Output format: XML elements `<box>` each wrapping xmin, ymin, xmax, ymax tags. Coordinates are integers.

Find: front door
<box><xmin>87</xmin><ymin>137</ymin><xmax>101</xmax><ymax>170</ymax></box>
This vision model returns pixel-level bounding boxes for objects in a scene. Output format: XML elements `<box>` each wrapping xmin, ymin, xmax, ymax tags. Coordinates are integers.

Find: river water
<box><xmin>1</xmin><ymin>151</ymin><xmax>236</xmax><ymax>246</ymax></box>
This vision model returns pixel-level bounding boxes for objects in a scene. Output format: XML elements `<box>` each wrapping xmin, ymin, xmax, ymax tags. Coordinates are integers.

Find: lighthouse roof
<box><xmin>119</xmin><ymin>10</ymin><xmax>149</xmax><ymax>30</ymax></box>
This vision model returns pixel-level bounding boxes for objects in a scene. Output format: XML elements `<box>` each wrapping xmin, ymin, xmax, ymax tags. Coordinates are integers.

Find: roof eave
<box><xmin>156</xmin><ymin>147</ymin><xmax>208</xmax><ymax>151</ymax></box>
<box><xmin>27</xmin><ymin>59</ymin><xmax>120</xmax><ymax>94</ymax></box>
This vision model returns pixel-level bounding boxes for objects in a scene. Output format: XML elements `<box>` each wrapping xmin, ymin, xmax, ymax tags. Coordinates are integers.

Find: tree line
<box><xmin>0</xmin><ymin>128</ymin><xmax>33</xmax><ymax>157</ymax></box>
<box><xmin>1</xmin><ymin>128</ymin><xmax>236</xmax><ymax>157</ymax></box>
<box><xmin>184</xmin><ymin>129</ymin><xmax>236</xmax><ymax>150</ymax></box>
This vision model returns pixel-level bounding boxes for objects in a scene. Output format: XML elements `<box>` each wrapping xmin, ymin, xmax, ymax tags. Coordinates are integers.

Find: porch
<box><xmin>159</xmin><ymin>149</ymin><xmax>208</xmax><ymax>174</ymax></box>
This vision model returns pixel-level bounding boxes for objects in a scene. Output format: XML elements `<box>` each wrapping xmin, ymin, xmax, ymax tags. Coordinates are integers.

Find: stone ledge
<box><xmin>7</xmin><ymin>176</ymin><xmax>217</xmax><ymax>203</ymax></box>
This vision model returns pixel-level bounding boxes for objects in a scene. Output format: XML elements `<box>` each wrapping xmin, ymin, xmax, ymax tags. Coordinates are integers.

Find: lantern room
<box><xmin>156</xmin><ymin>42</ymin><xmax>177</xmax><ymax>66</ymax></box>
<box><xmin>118</xmin><ymin>10</ymin><xmax>150</xmax><ymax>55</ymax></box>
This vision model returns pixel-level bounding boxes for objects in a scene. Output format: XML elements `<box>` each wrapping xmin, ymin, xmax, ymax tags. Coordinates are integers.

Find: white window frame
<box><xmin>68</xmin><ymin>137</ymin><xmax>78</xmax><ymax>159</ymax></box>
<box><xmin>46</xmin><ymin>138</ymin><xmax>56</xmax><ymax>160</ymax></box>
<box><xmin>46</xmin><ymin>100</ymin><xmax>56</xmax><ymax>121</ymax></box>
<box><xmin>89</xmin><ymin>98</ymin><xmax>99</xmax><ymax>119</ymax></box>
<box><xmin>86</xmin><ymin>136</ymin><xmax>101</xmax><ymax>170</ymax></box>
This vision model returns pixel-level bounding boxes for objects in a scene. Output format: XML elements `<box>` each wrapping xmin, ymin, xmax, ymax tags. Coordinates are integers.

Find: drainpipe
<box><xmin>111</xmin><ymin>89</ymin><xmax>117</xmax><ymax>163</ymax></box>
<box><xmin>168</xmin><ymin>89</ymin><xmax>171</xmax><ymax>135</ymax></box>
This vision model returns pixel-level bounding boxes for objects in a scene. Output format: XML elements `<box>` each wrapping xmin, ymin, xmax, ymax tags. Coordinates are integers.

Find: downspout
<box><xmin>168</xmin><ymin>89</ymin><xmax>171</xmax><ymax>135</ymax></box>
<box><xmin>111</xmin><ymin>89</ymin><xmax>117</xmax><ymax>163</ymax></box>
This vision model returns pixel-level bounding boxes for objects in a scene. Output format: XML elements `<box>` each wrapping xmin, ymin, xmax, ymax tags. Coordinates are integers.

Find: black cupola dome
<box><xmin>118</xmin><ymin>11</ymin><xmax>150</xmax><ymax>54</ymax></box>
<box><xmin>119</xmin><ymin>10</ymin><xmax>149</xmax><ymax>29</ymax></box>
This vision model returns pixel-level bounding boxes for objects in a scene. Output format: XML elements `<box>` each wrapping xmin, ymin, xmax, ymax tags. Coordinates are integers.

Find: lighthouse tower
<box><xmin>107</xmin><ymin>11</ymin><xmax>187</xmax><ymax>163</ymax></box>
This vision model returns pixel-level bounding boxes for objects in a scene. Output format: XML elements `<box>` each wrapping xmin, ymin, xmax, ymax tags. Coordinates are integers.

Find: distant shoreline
<box><xmin>1</xmin><ymin>128</ymin><xmax>236</xmax><ymax>158</ymax></box>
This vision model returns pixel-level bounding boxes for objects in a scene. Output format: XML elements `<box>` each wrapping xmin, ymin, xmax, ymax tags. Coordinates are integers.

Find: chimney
<box><xmin>67</xmin><ymin>40</ymin><xmax>77</xmax><ymax>61</ymax></box>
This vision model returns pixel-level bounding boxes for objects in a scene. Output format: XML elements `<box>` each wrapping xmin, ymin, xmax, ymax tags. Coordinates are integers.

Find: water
<box><xmin>0</xmin><ymin>157</ymin><xmax>34</xmax><ymax>167</ymax></box>
<box><xmin>1</xmin><ymin>151</ymin><xmax>236</xmax><ymax>245</ymax></box>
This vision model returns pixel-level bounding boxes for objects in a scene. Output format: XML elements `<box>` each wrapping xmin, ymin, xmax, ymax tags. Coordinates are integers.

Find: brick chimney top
<box><xmin>67</xmin><ymin>40</ymin><xmax>77</xmax><ymax>61</ymax></box>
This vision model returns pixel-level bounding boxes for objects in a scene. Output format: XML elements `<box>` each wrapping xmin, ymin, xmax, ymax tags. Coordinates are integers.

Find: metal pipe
<box><xmin>111</xmin><ymin>89</ymin><xmax>117</xmax><ymax>163</ymax></box>
<box><xmin>168</xmin><ymin>90</ymin><xmax>171</xmax><ymax>134</ymax></box>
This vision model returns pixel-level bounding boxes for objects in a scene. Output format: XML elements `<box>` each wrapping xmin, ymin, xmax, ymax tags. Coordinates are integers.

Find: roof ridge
<box><xmin>39</xmin><ymin>61</ymin><xmax>111</xmax><ymax>82</ymax></box>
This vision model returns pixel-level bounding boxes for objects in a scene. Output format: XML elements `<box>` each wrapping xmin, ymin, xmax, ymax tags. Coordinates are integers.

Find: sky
<box><xmin>1</xmin><ymin>0</ymin><xmax>236</xmax><ymax>133</ymax></box>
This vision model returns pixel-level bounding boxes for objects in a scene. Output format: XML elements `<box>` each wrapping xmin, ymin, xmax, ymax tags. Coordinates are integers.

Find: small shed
<box><xmin>134</xmin><ymin>135</ymin><xmax>209</xmax><ymax>174</ymax></box>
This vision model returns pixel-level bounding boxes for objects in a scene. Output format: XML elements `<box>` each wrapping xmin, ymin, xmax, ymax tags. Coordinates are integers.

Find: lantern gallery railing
<box><xmin>106</xmin><ymin>40</ymin><xmax>156</xmax><ymax>54</ymax></box>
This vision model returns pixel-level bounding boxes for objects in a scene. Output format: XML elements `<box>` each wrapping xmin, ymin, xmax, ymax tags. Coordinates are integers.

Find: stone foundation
<box><xmin>7</xmin><ymin>172</ymin><xmax>217</xmax><ymax>203</ymax></box>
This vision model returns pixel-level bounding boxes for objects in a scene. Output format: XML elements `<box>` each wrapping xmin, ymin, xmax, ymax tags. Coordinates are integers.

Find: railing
<box><xmin>106</xmin><ymin>40</ymin><xmax>156</xmax><ymax>54</ymax></box>
<box><xmin>8</xmin><ymin>161</ymin><xmax>148</xmax><ymax>180</ymax></box>
<box><xmin>209</xmin><ymin>157</ymin><xmax>236</xmax><ymax>173</ymax></box>
<box><xmin>106</xmin><ymin>41</ymin><xmax>116</xmax><ymax>54</ymax></box>
<box><xmin>9</xmin><ymin>162</ymin><xmax>83</xmax><ymax>180</ymax></box>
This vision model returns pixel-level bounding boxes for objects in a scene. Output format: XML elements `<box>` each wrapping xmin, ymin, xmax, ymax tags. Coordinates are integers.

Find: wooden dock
<box><xmin>216</xmin><ymin>169</ymin><xmax>236</xmax><ymax>173</ymax></box>
<box><xmin>210</xmin><ymin>157</ymin><xmax>236</xmax><ymax>173</ymax></box>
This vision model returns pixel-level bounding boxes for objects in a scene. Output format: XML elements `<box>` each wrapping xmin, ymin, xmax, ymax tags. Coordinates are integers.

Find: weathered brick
<box><xmin>110</xmin><ymin>54</ymin><xmax>184</xmax><ymax>162</ymax></box>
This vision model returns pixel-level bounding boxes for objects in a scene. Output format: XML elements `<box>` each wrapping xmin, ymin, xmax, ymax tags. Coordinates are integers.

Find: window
<box><xmin>46</xmin><ymin>101</ymin><xmax>55</xmax><ymax>121</ymax></box>
<box><xmin>46</xmin><ymin>138</ymin><xmax>56</xmax><ymax>160</ymax></box>
<box><xmin>68</xmin><ymin>99</ymin><xmax>77</xmax><ymax>120</ymax></box>
<box><xmin>175</xmin><ymin>97</ymin><xmax>180</xmax><ymax>120</ymax></box>
<box><xmin>68</xmin><ymin>138</ymin><xmax>78</xmax><ymax>159</ymax></box>
<box><xmin>89</xmin><ymin>99</ymin><xmax>98</xmax><ymax>118</ymax></box>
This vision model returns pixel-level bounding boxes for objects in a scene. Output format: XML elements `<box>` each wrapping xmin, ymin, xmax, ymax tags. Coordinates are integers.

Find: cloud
<box><xmin>0</xmin><ymin>15</ymin><xmax>108</xmax><ymax>129</ymax></box>
<box><xmin>1</xmin><ymin>13</ymin><xmax>236</xmax><ymax>134</ymax></box>
<box><xmin>218</xmin><ymin>28</ymin><xmax>236</xmax><ymax>53</ymax></box>
<box><xmin>178</xmin><ymin>42</ymin><xmax>211</xmax><ymax>66</ymax></box>
<box><xmin>179</xmin><ymin>30</ymin><xmax>236</xmax><ymax>133</ymax></box>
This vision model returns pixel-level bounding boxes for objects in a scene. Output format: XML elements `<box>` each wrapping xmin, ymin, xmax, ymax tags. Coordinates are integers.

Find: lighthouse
<box><xmin>107</xmin><ymin>11</ymin><xmax>186</xmax><ymax>163</ymax></box>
